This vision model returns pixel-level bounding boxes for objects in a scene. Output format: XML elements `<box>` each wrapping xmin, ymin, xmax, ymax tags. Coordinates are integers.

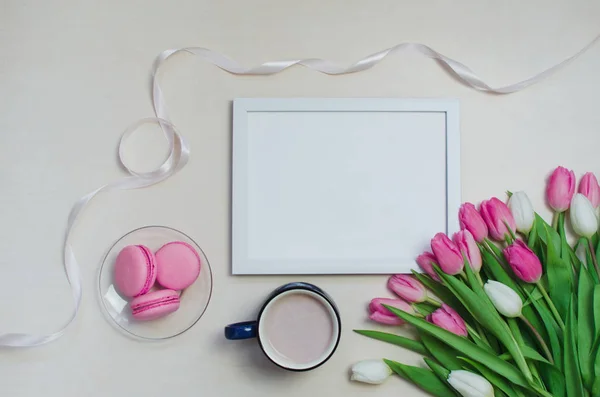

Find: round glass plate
<box><xmin>98</xmin><ymin>226</ymin><xmax>212</xmax><ymax>340</ymax></box>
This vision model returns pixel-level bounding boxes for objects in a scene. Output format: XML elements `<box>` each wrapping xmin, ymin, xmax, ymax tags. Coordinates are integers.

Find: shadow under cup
<box><xmin>225</xmin><ymin>283</ymin><xmax>341</xmax><ymax>371</ymax></box>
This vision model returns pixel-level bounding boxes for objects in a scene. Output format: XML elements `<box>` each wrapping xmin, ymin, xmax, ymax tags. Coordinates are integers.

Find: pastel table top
<box><xmin>1</xmin><ymin>1</ymin><xmax>600</xmax><ymax>396</ymax></box>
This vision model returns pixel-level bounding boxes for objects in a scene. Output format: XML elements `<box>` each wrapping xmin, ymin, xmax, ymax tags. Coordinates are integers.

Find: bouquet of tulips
<box><xmin>350</xmin><ymin>167</ymin><xmax>600</xmax><ymax>397</ymax></box>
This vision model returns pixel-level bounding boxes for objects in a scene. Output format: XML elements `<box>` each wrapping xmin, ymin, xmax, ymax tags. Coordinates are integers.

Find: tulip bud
<box><xmin>448</xmin><ymin>370</ymin><xmax>494</xmax><ymax>397</ymax></box>
<box><xmin>484</xmin><ymin>281</ymin><xmax>522</xmax><ymax>318</ymax></box>
<box><xmin>546</xmin><ymin>166</ymin><xmax>575</xmax><ymax>212</ymax></box>
<box><xmin>459</xmin><ymin>203</ymin><xmax>489</xmax><ymax>242</ymax></box>
<box><xmin>508</xmin><ymin>191</ymin><xmax>535</xmax><ymax>233</ymax></box>
<box><xmin>416</xmin><ymin>252</ymin><xmax>441</xmax><ymax>281</ymax></box>
<box><xmin>368</xmin><ymin>298</ymin><xmax>413</xmax><ymax>325</ymax></box>
<box><xmin>579</xmin><ymin>172</ymin><xmax>600</xmax><ymax>208</ymax></box>
<box><xmin>430</xmin><ymin>233</ymin><xmax>464</xmax><ymax>275</ymax></box>
<box><xmin>570</xmin><ymin>193</ymin><xmax>599</xmax><ymax>238</ymax></box>
<box><xmin>480</xmin><ymin>198</ymin><xmax>517</xmax><ymax>241</ymax></box>
<box><xmin>350</xmin><ymin>359</ymin><xmax>392</xmax><ymax>384</ymax></box>
<box><xmin>427</xmin><ymin>304</ymin><xmax>468</xmax><ymax>336</ymax></box>
<box><xmin>503</xmin><ymin>240</ymin><xmax>542</xmax><ymax>283</ymax></box>
<box><xmin>388</xmin><ymin>275</ymin><xmax>427</xmax><ymax>303</ymax></box>
<box><xmin>452</xmin><ymin>230</ymin><xmax>482</xmax><ymax>272</ymax></box>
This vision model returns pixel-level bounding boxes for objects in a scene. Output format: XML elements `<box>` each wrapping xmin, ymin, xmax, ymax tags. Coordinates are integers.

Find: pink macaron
<box><xmin>114</xmin><ymin>245</ymin><xmax>157</xmax><ymax>298</ymax></box>
<box><xmin>155</xmin><ymin>241</ymin><xmax>201</xmax><ymax>290</ymax></box>
<box><xmin>130</xmin><ymin>289</ymin><xmax>180</xmax><ymax>321</ymax></box>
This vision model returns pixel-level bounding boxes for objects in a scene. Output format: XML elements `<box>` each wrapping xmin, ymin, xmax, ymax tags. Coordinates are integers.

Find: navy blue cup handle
<box><xmin>225</xmin><ymin>321</ymin><xmax>258</xmax><ymax>340</ymax></box>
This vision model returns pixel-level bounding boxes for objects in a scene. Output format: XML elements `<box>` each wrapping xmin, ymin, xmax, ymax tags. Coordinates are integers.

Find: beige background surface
<box><xmin>1</xmin><ymin>1</ymin><xmax>599</xmax><ymax>396</ymax></box>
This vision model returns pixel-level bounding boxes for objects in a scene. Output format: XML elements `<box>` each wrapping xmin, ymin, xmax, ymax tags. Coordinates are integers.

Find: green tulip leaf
<box><xmin>434</xmin><ymin>268</ymin><xmax>533</xmax><ymax>384</ymax></box>
<box><xmin>593</xmin><ymin>346</ymin><xmax>600</xmax><ymax>396</ymax></box>
<box><xmin>413</xmin><ymin>302</ymin><xmax>438</xmax><ymax>316</ymax></box>
<box><xmin>577</xmin><ymin>267</ymin><xmax>595</xmax><ymax>388</ymax></box>
<box><xmin>522</xmin><ymin>286</ymin><xmax>543</xmax><ymax>307</ymax></box>
<box><xmin>420</xmin><ymin>332</ymin><xmax>463</xmax><ymax>370</ymax></box>
<box><xmin>422</xmin><ymin>358</ymin><xmax>458</xmax><ymax>397</ymax></box>
<box><xmin>594</xmin><ymin>286</ymin><xmax>600</xmax><ymax>335</ymax></box>
<box><xmin>422</xmin><ymin>357</ymin><xmax>451</xmax><ymax>380</ymax></box>
<box><xmin>412</xmin><ymin>271</ymin><xmax>474</xmax><ymax>324</ymax></box>
<box><xmin>528</xmin><ymin>220</ymin><xmax>539</xmax><ymax>249</ymax></box>
<box><xmin>382</xmin><ymin>304</ymin><xmax>533</xmax><ymax>390</ymax></box>
<box><xmin>593</xmin><ymin>286</ymin><xmax>600</xmax><ymax>396</ymax></box>
<box><xmin>538</xmin><ymin>362</ymin><xmax>566</xmax><ymax>397</ymax></box>
<box><xmin>480</xmin><ymin>244</ymin><xmax>548</xmax><ymax>343</ymax></box>
<box><xmin>564</xmin><ymin>299</ymin><xmax>585</xmax><ymax>397</ymax></box>
<box><xmin>545</xmin><ymin>223</ymin><xmax>571</xmax><ymax>322</ymax></box>
<box><xmin>484</xmin><ymin>239</ymin><xmax>507</xmax><ymax>265</ymax></box>
<box><xmin>384</xmin><ymin>359</ymin><xmax>455</xmax><ymax>397</ymax></box>
<box><xmin>526</xmin><ymin>287</ymin><xmax>563</xmax><ymax>367</ymax></box>
<box><xmin>519</xmin><ymin>344</ymin><xmax>552</xmax><ymax>365</ymax></box>
<box><xmin>535</xmin><ymin>214</ymin><xmax>559</xmax><ymax>248</ymax></box>
<box><xmin>462</xmin><ymin>255</ymin><xmax>492</xmax><ymax>305</ymax></box>
<box><xmin>593</xmin><ymin>378</ymin><xmax>600</xmax><ymax>396</ymax></box>
<box><xmin>353</xmin><ymin>330</ymin><xmax>427</xmax><ymax>356</ymax></box>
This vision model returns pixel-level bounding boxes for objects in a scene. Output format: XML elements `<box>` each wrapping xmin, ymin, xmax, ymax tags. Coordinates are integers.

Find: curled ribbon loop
<box><xmin>0</xmin><ymin>118</ymin><xmax>188</xmax><ymax>347</ymax></box>
<box><xmin>2</xmin><ymin>34</ymin><xmax>598</xmax><ymax>347</ymax></box>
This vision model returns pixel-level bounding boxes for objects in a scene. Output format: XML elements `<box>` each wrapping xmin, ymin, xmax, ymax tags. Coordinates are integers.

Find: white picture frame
<box><xmin>232</xmin><ymin>98</ymin><xmax>460</xmax><ymax>275</ymax></box>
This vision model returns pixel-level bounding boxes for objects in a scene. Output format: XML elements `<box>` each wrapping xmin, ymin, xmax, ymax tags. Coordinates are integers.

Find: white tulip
<box><xmin>350</xmin><ymin>359</ymin><xmax>392</xmax><ymax>385</ymax></box>
<box><xmin>448</xmin><ymin>370</ymin><xmax>495</xmax><ymax>397</ymax></box>
<box><xmin>508</xmin><ymin>191</ymin><xmax>535</xmax><ymax>233</ymax></box>
<box><xmin>570</xmin><ymin>193</ymin><xmax>599</xmax><ymax>238</ymax></box>
<box><xmin>484</xmin><ymin>281</ymin><xmax>522</xmax><ymax>318</ymax></box>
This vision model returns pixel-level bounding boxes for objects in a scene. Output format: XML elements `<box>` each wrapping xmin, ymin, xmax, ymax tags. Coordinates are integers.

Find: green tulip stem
<box><xmin>464</xmin><ymin>320</ymin><xmax>491</xmax><ymax>347</ymax></box>
<box><xmin>521</xmin><ymin>229</ymin><xmax>529</xmax><ymax>244</ymax></box>
<box><xmin>519</xmin><ymin>315</ymin><xmax>554</xmax><ymax>364</ymax></box>
<box><xmin>475</xmin><ymin>271</ymin><xmax>484</xmax><ymax>286</ymax></box>
<box><xmin>484</xmin><ymin>239</ymin><xmax>503</xmax><ymax>264</ymax></box>
<box><xmin>466</xmin><ymin>323</ymin><xmax>490</xmax><ymax>347</ymax></box>
<box><xmin>504</xmin><ymin>221</ymin><xmax>518</xmax><ymax>242</ymax></box>
<box><xmin>552</xmin><ymin>212</ymin><xmax>558</xmax><ymax>230</ymax></box>
<box><xmin>425</xmin><ymin>297</ymin><xmax>442</xmax><ymax>307</ymax></box>
<box><xmin>474</xmin><ymin>322</ymin><xmax>491</xmax><ymax>346</ymax></box>
<box><xmin>535</xmin><ymin>281</ymin><xmax>565</xmax><ymax>330</ymax></box>
<box><xmin>588</xmin><ymin>238</ymin><xmax>600</xmax><ymax>279</ymax></box>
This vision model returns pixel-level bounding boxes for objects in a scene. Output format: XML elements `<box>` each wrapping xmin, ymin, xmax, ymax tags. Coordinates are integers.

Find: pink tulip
<box><xmin>480</xmin><ymin>198</ymin><xmax>517</xmax><ymax>241</ymax></box>
<box><xmin>368</xmin><ymin>298</ymin><xmax>413</xmax><ymax>325</ymax></box>
<box><xmin>452</xmin><ymin>230</ymin><xmax>482</xmax><ymax>272</ymax></box>
<box><xmin>503</xmin><ymin>240</ymin><xmax>543</xmax><ymax>283</ymax></box>
<box><xmin>430</xmin><ymin>233</ymin><xmax>464</xmax><ymax>275</ymax></box>
<box><xmin>416</xmin><ymin>252</ymin><xmax>441</xmax><ymax>281</ymax></box>
<box><xmin>578</xmin><ymin>172</ymin><xmax>600</xmax><ymax>208</ymax></box>
<box><xmin>427</xmin><ymin>304</ymin><xmax>468</xmax><ymax>337</ymax></box>
<box><xmin>388</xmin><ymin>275</ymin><xmax>427</xmax><ymax>303</ymax></box>
<box><xmin>458</xmin><ymin>203</ymin><xmax>489</xmax><ymax>242</ymax></box>
<box><xmin>546</xmin><ymin>166</ymin><xmax>575</xmax><ymax>212</ymax></box>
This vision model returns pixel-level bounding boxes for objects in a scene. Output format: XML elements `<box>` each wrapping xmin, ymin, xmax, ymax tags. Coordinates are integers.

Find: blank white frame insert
<box><xmin>232</xmin><ymin>98</ymin><xmax>460</xmax><ymax>275</ymax></box>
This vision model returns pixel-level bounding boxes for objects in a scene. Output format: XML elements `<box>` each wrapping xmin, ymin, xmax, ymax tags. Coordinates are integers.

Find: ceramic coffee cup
<box><xmin>224</xmin><ymin>282</ymin><xmax>341</xmax><ymax>371</ymax></box>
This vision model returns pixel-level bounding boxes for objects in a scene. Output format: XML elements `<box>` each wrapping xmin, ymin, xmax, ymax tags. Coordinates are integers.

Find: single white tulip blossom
<box><xmin>448</xmin><ymin>370</ymin><xmax>495</xmax><ymax>397</ymax></box>
<box><xmin>484</xmin><ymin>280</ymin><xmax>523</xmax><ymax>318</ymax></box>
<box><xmin>570</xmin><ymin>193</ymin><xmax>599</xmax><ymax>238</ymax></box>
<box><xmin>350</xmin><ymin>360</ymin><xmax>392</xmax><ymax>385</ymax></box>
<box><xmin>508</xmin><ymin>191</ymin><xmax>535</xmax><ymax>233</ymax></box>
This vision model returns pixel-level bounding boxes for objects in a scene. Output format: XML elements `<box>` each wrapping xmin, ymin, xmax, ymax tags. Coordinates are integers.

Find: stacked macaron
<box><xmin>114</xmin><ymin>241</ymin><xmax>202</xmax><ymax>321</ymax></box>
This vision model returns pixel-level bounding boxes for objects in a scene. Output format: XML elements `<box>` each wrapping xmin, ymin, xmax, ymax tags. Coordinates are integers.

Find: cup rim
<box><xmin>255</xmin><ymin>282</ymin><xmax>341</xmax><ymax>372</ymax></box>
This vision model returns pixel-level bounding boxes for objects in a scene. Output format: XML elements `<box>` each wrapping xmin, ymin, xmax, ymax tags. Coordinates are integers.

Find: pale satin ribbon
<box><xmin>2</xmin><ymin>34</ymin><xmax>598</xmax><ymax>347</ymax></box>
<box><xmin>0</xmin><ymin>118</ymin><xmax>189</xmax><ymax>347</ymax></box>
